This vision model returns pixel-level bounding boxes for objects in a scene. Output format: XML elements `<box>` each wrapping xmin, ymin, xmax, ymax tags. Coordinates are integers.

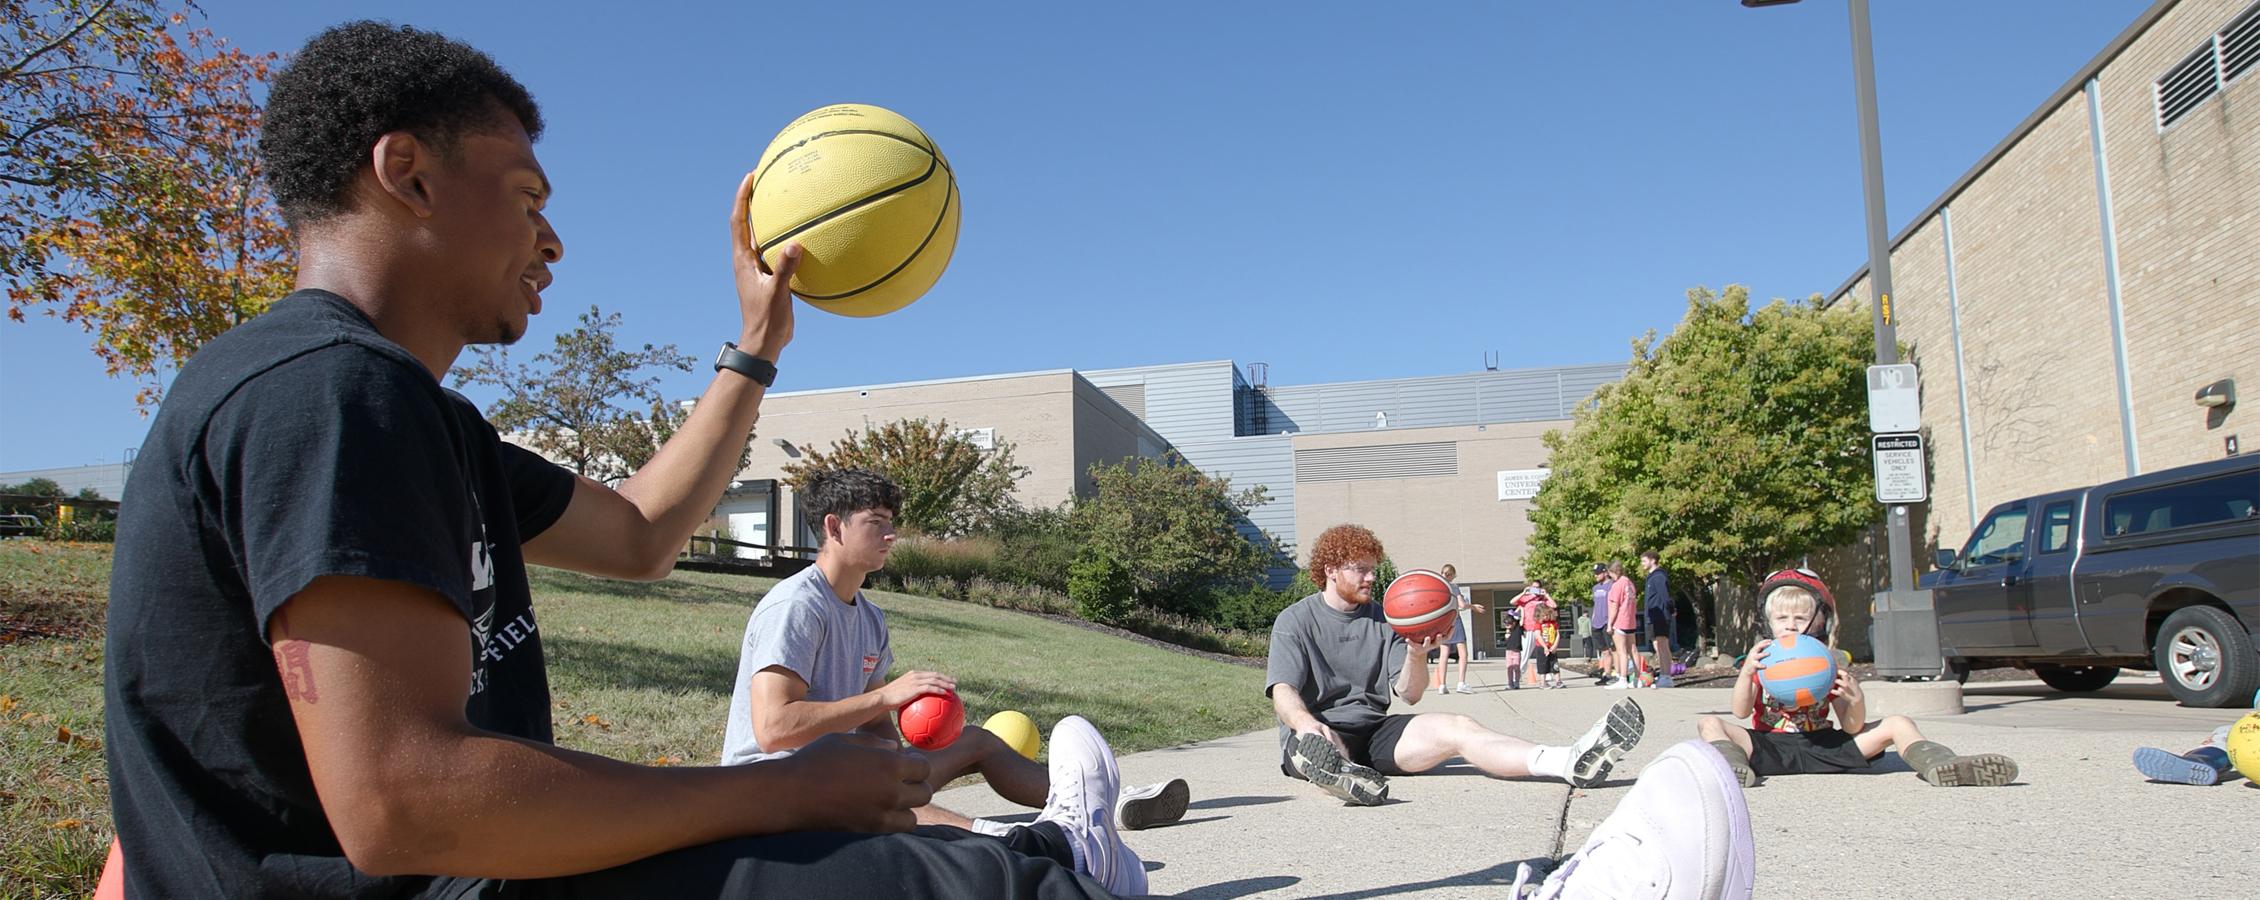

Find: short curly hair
<box><xmin>1307</xmin><ymin>524</ymin><xmax>1384</xmax><ymax>587</ymax></box>
<box><xmin>260</xmin><ymin>21</ymin><xmax>543</xmax><ymax>227</ymax></box>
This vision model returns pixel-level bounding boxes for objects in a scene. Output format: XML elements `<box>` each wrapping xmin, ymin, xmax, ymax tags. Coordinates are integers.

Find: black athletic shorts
<box><xmin>1645</xmin><ymin>608</ymin><xmax>1672</xmax><ymax>640</ymax></box>
<box><xmin>1747</xmin><ymin>727</ymin><xmax>1872</xmax><ymax>776</ymax></box>
<box><xmin>1279</xmin><ymin>714</ymin><xmax>1421</xmax><ymax>778</ymax></box>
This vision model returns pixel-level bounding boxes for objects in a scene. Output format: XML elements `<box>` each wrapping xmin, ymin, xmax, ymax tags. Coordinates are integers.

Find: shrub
<box><xmin>1068</xmin><ymin>547</ymin><xmax>1135</xmax><ymax>625</ymax></box>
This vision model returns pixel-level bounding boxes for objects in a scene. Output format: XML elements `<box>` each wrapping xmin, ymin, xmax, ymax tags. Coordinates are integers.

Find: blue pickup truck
<box><xmin>1922</xmin><ymin>453</ymin><xmax>2259</xmax><ymax>708</ymax></box>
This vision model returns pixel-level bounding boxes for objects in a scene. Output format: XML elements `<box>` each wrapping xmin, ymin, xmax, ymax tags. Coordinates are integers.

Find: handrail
<box><xmin>683</xmin><ymin>534</ymin><xmax>819</xmax><ymax>559</ymax></box>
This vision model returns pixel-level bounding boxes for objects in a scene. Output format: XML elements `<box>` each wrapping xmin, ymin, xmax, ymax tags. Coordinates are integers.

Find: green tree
<box><xmin>1069</xmin><ymin>453</ymin><xmax>1283</xmax><ymax>615</ymax></box>
<box><xmin>4</xmin><ymin>1</ymin><xmax>291</xmax><ymax>408</ymax></box>
<box><xmin>781</xmin><ymin>417</ymin><xmax>1030</xmax><ymax>537</ymax></box>
<box><xmin>1525</xmin><ymin>285</ymin><xmax>1878</xmax><ymax>596</ymax></box>
<box><xmin>452</xmin><ymin>305</ymin><xmax>711</xmax><ymax>486</ymax></box>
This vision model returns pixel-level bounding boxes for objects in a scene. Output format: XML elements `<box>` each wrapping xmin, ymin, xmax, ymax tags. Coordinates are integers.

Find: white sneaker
<box><xmin>1454</xmin><ymin>682</ymin><xmax>1475</xmax><ymax>694</ymax></box>
<box><xmin>1565</xmin><ymin>698</ymin><xmax>1645</xmax><ymax>788</ymax></box>
<box><xmin>1036</xmin><ymin>716</ymin><xmax>1146</xmax><ymax>895</ymax></box>
<box><xmin>1118</xmin><ymin>778</ymin><xmax>1189</xmax><ymax>830</ymax></box>
<box><xmin>1526</xmin><ymin>739</ymin><xmax>1756</xmax><ymax>900</ymax></box>
<box><xmin>1655</xmin><ymin>674</ymin><xmax>1675</xmax><ymax>689</ymax></box>
<box><xmin>1605</xmin><ymin>678</ymin><xmax>1633</xmax><ymax>690</ymax></box>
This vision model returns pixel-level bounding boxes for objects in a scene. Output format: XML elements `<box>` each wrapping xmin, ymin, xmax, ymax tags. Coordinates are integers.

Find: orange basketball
<box><xmin>1383</xmin><ymin>570</ymin><xmax>1457</xmax><ymax>643</ymax></box>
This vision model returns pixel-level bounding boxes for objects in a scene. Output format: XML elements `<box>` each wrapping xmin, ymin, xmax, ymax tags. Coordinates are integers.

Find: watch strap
<box><xmin>714</xmin><ymin>342</ymin><xmax>777</xmax><ymax>387</ymax></box>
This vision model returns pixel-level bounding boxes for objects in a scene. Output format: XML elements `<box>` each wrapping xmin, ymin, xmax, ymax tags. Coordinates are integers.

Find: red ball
<box><xmin>899</xmin><ymin>689</ymin><xmax>965</xmax><ymax>750</ymax></box>
<box><xmin>1383</xmin><ymin>570</ymin><xmax>1457</xmax><ymax>643</ymax></box>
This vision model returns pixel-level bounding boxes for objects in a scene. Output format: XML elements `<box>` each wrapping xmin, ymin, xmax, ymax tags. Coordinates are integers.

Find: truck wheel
<box><xmin>2033</xmin><ymin>664</ymin><xmax>2119</xmax><ymax>692</ymax></box>
<box><xmin>2154</xmin><ymin>605</ymin><xmax>2260</xmax><ymax>709</ymax></box>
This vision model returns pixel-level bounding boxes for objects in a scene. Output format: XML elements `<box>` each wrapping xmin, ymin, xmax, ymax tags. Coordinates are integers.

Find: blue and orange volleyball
<box><xmin>1758</xmin><ymin>633</ymin><xmax>1837</xmax><ymax>708</ymax></box>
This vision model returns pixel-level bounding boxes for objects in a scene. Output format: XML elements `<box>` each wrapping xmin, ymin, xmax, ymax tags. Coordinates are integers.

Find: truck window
<box><xmin>2037</xmin><ymin>501</ymin><xmax>2075</xmax><ymax>554</ymax></box>
<box><xmin>1961</xmin><ymin>506</ymin><xmax>2029</xmax><ymax>566</ymax></box>
<box><xmin>2102</xmin><ymin>470</ymin><xmax>2260</xmax><ymax>537</ymax></box>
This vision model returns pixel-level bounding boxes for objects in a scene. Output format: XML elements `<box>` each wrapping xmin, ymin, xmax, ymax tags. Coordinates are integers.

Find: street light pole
<box><xmin>1845</xmin><ymin>0</ymin><xmax>1917</xmax><ymax>601</ymax></box>
<box><xmin>1747</xmin><ymin>0</ymin><xmax>1936</xmax><ymax>680</ymax></box>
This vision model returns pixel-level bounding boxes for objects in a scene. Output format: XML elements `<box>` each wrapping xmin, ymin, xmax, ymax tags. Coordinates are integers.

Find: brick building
<box><xmin>1831</xmin><ymin>0</ymin><xmax>2256</xmax><ymax>550</ymax></box>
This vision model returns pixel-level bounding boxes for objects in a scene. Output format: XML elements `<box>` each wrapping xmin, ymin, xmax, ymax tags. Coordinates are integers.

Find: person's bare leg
<box><xmin>1613</xmin><ymin>631</ymin><xmax>1636</xmax><ymax>682</ymax></box>
<box><xmin>1652</xmin><ymin>635</ymin><xmax>1672</xmax><ymax>677</ymax></box>
<box><xmin>1388</xmin><ymin>712</ymin><xmax>1539</xmax><ymax>776</ymax></box>
<box><xmin>923</xmin><ymin>726</ymin><xmax>1050</xmax><ymax>807</ymax></box>
<box><xmin>1455</xmin><ymin>642</ymin><xmax>1472</xmax><ymax>686</ymax></box>
<box><xmin>1695</xmin><ymin>715</ymin><xmax>1755</xmax><ymax>755</ymax></box>
<box><xmin>1853</xmin><ymin>715</ymin><xmax>1927</xmax><ymax>759</ymax></box>
<box><xmin>913</xmin><ymin>805</ymin><xmax>979</xmax><ymax>827</ymax></box>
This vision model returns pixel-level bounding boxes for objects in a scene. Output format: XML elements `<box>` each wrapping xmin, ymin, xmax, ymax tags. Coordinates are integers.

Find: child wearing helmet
<box><xmin>1692</xmin><ymin>569</ymin><xmax>2021</xmax><ymax>788</ymax></box>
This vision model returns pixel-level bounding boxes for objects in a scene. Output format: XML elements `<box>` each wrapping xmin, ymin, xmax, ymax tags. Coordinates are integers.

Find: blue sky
<box><xmin>0</xmin><ymin>0</ymin><xmax>2153</xmax><ymax>473</ymax></box>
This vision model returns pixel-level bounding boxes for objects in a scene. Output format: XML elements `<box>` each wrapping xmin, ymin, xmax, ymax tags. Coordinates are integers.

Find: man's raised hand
<box><xmin>730</xmin><ymin>172</ymin><xmax>800</xmax><ymax>363</ymax></box>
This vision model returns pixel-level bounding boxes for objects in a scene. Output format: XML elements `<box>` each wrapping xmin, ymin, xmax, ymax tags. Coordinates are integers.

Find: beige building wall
<box><xmin>1287</xmin><ymin>419</ymin><xmax>1561</xmax><ymax>589</ymax></box>
<box><xmin>1838</xmin><ymin>0</ymin><xmax>2257</xmax><ymax>553</ymax></box>
<box><xmin>735</xmin><ymin>371</ymin><xmax>1157</xmax><ymax>535</ymax></box>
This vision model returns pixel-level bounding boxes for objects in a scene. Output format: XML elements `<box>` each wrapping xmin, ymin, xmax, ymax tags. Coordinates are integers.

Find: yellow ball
<box><xmin>748</xmin><ymin>103</ymin><xmax>960</xmax><ymax>317</ymax></box>
<box><xmin>2226</xmin><ymin>710</ymin><xmax>2260</xmax><ymax>779</ymax></box>
<box><xmin>983</xmin><ymin>710</ymin><xmax>1041</xmax><ymax>761</ymax></box>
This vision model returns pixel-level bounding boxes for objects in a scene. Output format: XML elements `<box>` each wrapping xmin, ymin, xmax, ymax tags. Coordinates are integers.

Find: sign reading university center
<box><xmin>1871</xmin><ymin>433</ymin><xmax>1927</xmax><ymax>504</ymax></box>
<box><xmin>1497</xmin><ymin>469</ymin><xmax>1551</xmax><ymax>501</ymax></box>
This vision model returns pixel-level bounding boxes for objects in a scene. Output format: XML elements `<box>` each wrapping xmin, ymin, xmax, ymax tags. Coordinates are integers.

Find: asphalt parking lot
<box><xmin>936</xmin><ymin>658</ymin><xmax>2256</xmax><ymax>900</ymax></box>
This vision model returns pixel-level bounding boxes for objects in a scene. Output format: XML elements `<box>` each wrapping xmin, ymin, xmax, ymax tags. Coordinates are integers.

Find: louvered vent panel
<box><xmin>1294</xmin><ymin>442</ymin><xmax>1457</xmax><ymax>483</ymax></box>
<box><xmin>2157</xmin><ymin>41</ymin><xmax>2222</xmax><ymax>128</ymax></box>
<box><xmin>2225</xmin><ymin>2</ymin><xmax>2260</xmax><ymax>81</ymax></box>
<box><xmin>1100</xmin><ymin>382</ymin><xmax>1146</xmax><ymax>420</ymax></box>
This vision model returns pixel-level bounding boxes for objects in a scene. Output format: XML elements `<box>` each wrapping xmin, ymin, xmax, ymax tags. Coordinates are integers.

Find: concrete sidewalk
<box><xmin>936</xmin><ymin>658</ymin><xmax>2256</xmax><ymax>900</ymax></box>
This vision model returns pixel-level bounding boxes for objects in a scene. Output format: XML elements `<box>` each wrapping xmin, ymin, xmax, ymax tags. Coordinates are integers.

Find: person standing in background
<box><xmin>1640</xmin><ymin>551</ymin><xmax>1675</xmax><ymax>689</ymax></box>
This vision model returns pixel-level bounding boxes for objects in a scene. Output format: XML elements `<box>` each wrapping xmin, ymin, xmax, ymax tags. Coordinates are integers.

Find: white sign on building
<box><xmin>1497</xmin><ymin>468</ymin><xmax>1551</xmax><ymax>501</ymax></box>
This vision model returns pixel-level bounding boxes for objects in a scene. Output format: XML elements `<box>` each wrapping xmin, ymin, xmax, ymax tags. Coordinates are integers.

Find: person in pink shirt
<box><xmin>1512</xmin><ymin>583</ymin><xmax>1558</xmax><ymax>688</ymax></box>
<box><xmin>1605</xmin><ymin>561</ymin><xmax>1643</xmax><ymax>689</ymax></box>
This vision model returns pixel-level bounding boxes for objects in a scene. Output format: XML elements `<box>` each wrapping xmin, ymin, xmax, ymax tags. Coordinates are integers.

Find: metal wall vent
<box><xmin>1293</xmin><ymin>442</ymin><xmax>1458</xmax><ymax>484</ymax></box>
<box><xmin>1099</xmin><ymin>382</ymin><xmax>1146</xmax><ymax>420</ymax></box>
<box><xmin>2156</xmin><ymin>1</ymin><xmax>2260</xmax><ymax>129</ymax></box>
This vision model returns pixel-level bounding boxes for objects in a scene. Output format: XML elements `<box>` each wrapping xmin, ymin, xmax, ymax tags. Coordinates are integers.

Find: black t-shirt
<box><xmin>105</xmin><ymin>291</ymin><xmax>576</xmax><ymax>899</ymax></box>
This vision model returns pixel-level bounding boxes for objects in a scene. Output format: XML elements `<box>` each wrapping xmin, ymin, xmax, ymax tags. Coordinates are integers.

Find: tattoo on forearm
<box><xmin>275</xmin><ymin>640</ymin><xmax>319</xmax><ymax>703</ymax></box>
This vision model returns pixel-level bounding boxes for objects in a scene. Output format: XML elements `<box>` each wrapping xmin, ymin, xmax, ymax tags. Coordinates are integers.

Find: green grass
<box><xmin>1</xmin><ymin>541</ymin><xmax>114</xmax><ymax>899</ymax></box>
<box><xmin>1</xmin><ymin>543</ymin><xmax>1274</xmax><ymax>897</ymax></box>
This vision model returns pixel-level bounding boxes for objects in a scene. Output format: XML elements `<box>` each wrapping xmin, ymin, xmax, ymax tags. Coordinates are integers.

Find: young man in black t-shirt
<box><xmin>106</xmin><ymin>22</ymin><xmax>1117</xmax><ymax>900</ymax></box>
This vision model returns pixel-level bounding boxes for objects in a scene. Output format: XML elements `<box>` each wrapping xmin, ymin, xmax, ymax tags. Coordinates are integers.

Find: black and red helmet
<box><xmin>1756</xmin><ymin>567</ymin><xmax>1837</xmax><ymax>641</ymax></box>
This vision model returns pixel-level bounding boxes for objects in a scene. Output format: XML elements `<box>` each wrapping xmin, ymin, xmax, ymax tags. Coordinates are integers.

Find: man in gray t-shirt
<box><xmin>722</xmin><ymin>564</ymin><xmax>895</xmax><ymax>765</ymax></box>
<box><xmin>1266</xmin><ymin>525</ymin><xmax>1649</xmax><ymax>806</ymax></box>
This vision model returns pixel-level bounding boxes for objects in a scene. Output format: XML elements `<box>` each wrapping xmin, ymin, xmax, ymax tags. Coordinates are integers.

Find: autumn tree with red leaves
<box><xmin>2</xmin><ymin>0</ymin><xmax>289</xmax><ymax>408</ymax></box>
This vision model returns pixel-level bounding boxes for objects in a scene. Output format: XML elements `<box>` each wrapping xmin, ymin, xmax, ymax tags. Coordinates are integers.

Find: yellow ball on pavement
<box><xmin>983</xmin><ymin>710</ymin><xmax>1041</xmax><ymax>760</ymax></box>
<box><xmin>2225</xmin><ymin>710</ymin><xmax>2260</xmax><ymax>778</ymax></box>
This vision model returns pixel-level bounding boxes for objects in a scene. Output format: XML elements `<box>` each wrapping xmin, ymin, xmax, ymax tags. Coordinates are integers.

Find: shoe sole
<box><xmin>1568</xmin><ymin>699</ymin><xmax>1646</xmax><ymax>788</ymax></box>
<box><xmin>1675</xmin><ymin>739</ymin><xmax>1758</xmax><ymax>900</ymax></box>
<box><xmin>1920</xmin><ymin>753</ymin><xmax>2019</xmax><ymax>787</ymax></box>
<box><xmin>1290</xmin><ymin>733</ymin><xmax>1389</xmax><ymax>805</ymax></box>
<box><xmin>2132</xmin><ymin>748</ymin><xmax>2220</xmax><ymax>785</ymax></box>
<box><xmin>1120</xmin><ymin>778</ymin><xmax>1190</xmax><ymax>829</ymax></box>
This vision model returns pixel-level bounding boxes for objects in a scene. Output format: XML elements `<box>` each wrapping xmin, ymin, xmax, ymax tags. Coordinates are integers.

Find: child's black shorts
<box><xmin>1748</xmin><ymin>727</ymin><xmax>1872</xmax><ymax>775</ymax></box>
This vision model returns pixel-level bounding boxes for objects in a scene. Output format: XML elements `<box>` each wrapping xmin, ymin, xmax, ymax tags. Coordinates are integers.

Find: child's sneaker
<box><xmin>2133</xmin><ymin>747</ymin><xmax>2226</xmax><ymax>785</ymax></box>
<box><xmin>1288</xmin><ymin>732</ymin><xmax>1389</xmax><ymax>806</ymax></box>
<box><xmin>1525</xmin><ymin>740</ymin><xmax>1756</xmax><ymax>900</ymax></box>
<box><xmin>1566</xmin><ymin>698</ymin><xmax>1646</xmax><ymax>788</ymax></box>
<box><xmin>1118</xmin><ymin>778</ymin><xmax>1190</xmax><ymax>830</ymax></box>
<box><xmin>1036</xmin><ymin>716</ymin><xmax>1145</xmax><ymax>895</ymax></box>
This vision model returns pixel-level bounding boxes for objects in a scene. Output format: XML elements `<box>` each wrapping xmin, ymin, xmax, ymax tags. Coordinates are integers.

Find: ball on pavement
<box><xmin>1382</xmin><ymin>569</ymin><xmax>1457</xmax><ymax>643</ymax></box>
<box><xmin>1757</xmin><ymin>633</ymin><xmax>1837</xmax><ymax>709</ymax></box>
<box><xmin>747</xmin><ymin>103</ymin><xmax>960</xmax><ymax>318</ymax></box>
<box><xmin>899</xmin><ymin>689</ymin><xmax>965</xmax><ymax>750</ymax></box>
<box><xmin>2226</xmin><ymin>710</ymin><xmax>2260</xmax><ymax>779</ymax></box>
<box><xmin>982</xmin><ymin>710</ymin><xmax>1042</xmax><ymax>760</ymax></box>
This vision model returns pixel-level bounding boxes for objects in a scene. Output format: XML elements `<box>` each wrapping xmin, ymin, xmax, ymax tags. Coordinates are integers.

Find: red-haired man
<box><xmin>1265</xmin><ymin>525</ymin><xmax>1647</xmax><ymax>805</ymax></box>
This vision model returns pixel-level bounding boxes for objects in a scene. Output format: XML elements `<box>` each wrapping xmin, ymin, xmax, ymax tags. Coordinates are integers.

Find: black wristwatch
<box><xmin>714</xmin><ymin>342</ymin><xmax>777</xmax><ymax>387</ymax></box>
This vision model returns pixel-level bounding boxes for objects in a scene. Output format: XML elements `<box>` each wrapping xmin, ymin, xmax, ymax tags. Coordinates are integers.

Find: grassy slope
<box><xmin>0</xmin><ymin>544</ymin><xmax>1272</xmax><ymax>898</ymax></box>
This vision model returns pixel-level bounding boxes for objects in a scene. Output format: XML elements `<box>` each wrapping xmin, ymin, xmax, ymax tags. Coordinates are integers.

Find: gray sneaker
<box><xmin>1289</xmin><ymin>732</ymin><xmax>1389</xmax><ymax>806</ymax></box>
<box><xmin>1036</xmin><ymin>716</ymin><xmax>1146</xmax><ymax>895</ymax></box>
<box><xmin>1565</xmin><ymin>698</ymin><xmax>1646</xmax><ymax>788</ymax></box>
<box><xmin>1118</xmin><ymin>778</ymin><xmax>1189</xmax><ymax>830</ymax></box>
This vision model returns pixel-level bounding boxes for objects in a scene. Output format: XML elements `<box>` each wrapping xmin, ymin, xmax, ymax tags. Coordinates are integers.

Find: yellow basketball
<box><xmin>2226</xmin><ymin>710</ymin><xmax>2260</xmax><ymax>779</ymax></box>
<box><xmin>747</xmin><ymin>104</ymin><xmax>960</xmax><ymax>317</ymax></box>
<box><xmin>983</xmin><ymin>710</ymin><xmax>1041</xmax><ymax>761</ymax></box>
